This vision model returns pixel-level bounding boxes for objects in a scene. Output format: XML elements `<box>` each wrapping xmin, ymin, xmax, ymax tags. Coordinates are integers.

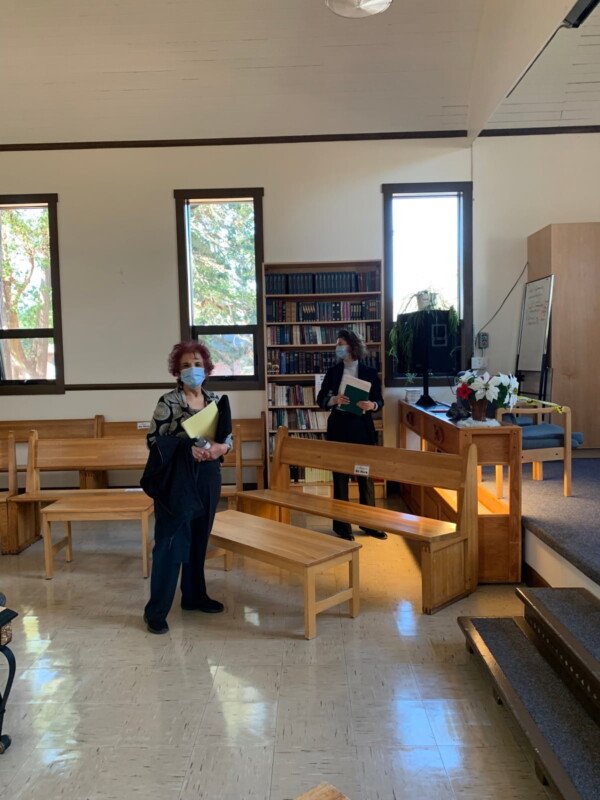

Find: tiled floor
<box><xmin>0</xmin><ymin>508</ymin><xmax>554</xmax><ymax>799</ymax></box>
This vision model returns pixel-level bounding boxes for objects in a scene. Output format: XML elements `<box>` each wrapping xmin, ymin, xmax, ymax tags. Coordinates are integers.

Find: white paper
<box><xmin>339</xmin><ymin>374</ymin><xmax>371</xmax><ymax>397</ymax></box>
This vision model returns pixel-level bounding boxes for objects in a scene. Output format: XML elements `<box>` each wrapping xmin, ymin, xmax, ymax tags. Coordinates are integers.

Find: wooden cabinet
<box><xmin>264</xmin><ymin>260</ymin><xmax>384</xmax><ymax>495</ymax></box>
<box><xmin>398</xmin><ymin>401</ymin><xmax>522</xmax><ymax>583</ymax></box>
<box><xmin>528</xmin><ymin>223</ymin><xmax>600</xmax><ymax>447</ymax></box>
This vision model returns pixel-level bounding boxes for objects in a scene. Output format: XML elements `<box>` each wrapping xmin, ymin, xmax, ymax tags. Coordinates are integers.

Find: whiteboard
<box><xmin>517</xmin><ymin>275</ymin><xmax>554</xmax><ymax>372</ymax></box>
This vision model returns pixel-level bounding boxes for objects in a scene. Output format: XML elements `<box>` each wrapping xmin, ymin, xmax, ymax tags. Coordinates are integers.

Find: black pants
<box><xmin>144</xmin><ymin>465</ymin><xmax>220</xmax><ymax>626</ymax></box>
<box><xmin>332</xmin><ymin>472</ymin><xmax>377</xmax><ymax>536</ymax></box>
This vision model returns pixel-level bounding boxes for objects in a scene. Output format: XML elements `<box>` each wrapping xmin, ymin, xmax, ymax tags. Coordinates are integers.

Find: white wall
<box><xmin>0</xmin><ymin>139</ymin><xmax>469</xmax><ymax>431</ymax></box>
<box><xmin>472</xmin><ymin>133</ymin><xmax>600</xmax><ymax>375</ymax></box>
<box><xmin>1</xmin><ymin>133</ymin><xmax>600</xmax><ymax>443</ymax></box>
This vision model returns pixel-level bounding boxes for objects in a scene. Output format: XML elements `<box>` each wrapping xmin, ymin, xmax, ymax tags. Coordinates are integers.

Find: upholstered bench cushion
<box><xmin>519</xmin><ymin>423</ymin><xmax>584</xmax><ymax>450</ymax></box>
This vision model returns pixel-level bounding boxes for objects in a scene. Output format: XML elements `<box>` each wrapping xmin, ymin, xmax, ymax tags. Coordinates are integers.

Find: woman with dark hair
<box><xmin>316</xmin><ymin>329</ymin><xmax>386</xmax><ymax>541</ymax></box>
<box><xmin>142</xmin><ymin>340</ymin><xmax>233</xmax><ymax>634</ymax></box>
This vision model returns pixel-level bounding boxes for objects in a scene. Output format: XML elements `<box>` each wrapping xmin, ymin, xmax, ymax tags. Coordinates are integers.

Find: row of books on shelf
<box><xmin>267</xmin><ymin>350</ymin><xmax>337</xmax><ymax>375</ymax></box>
<box><xmin>268</xmin><ymin>349</ymin><xmax>381</xmax><ymax>375</ymax></box>
<box><xmin>290</xmin><ymin>467</ymin><xmax>332</xmax><ymax>484</ymax></box>
<box><xmin>270</xmin><ymin>409</ymin><xmax>329</xmax><ymax>431</ymax></box>
<box><xmin>266</xmin><ymin>298</ymin><xmax>379</xmax><ymax>323</ymax></box>
<box><xmin>268</xmin><ymin>383</ymin><xmax>315</xmax><ymax>406</ymax></box>
<box><xmin>265</xmin><ymin>270</ymin><xmax>380</xmax><ymax>296</ymax></box>
<box><xmin>266</xmin><ymin>321</ymin><xmax>381</xmax><ymax>345</ymax></box>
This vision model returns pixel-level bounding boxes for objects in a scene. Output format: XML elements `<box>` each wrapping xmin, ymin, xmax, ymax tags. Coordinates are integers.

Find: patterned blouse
<box><xmin>147</xmin><ymin>387</ymin><xmax>233</xmax><ymax>452</ymax></box>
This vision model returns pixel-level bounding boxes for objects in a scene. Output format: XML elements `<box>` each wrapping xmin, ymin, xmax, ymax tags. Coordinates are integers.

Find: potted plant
<box><xmin>456</xmin><ymin>371</ymin><xmax>519</xmax><ymax>420</ymax></box>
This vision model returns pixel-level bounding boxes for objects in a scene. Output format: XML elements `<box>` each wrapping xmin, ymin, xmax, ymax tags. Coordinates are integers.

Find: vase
<box><xmin>469</xmin><ymin>396</ymin><xmax>489</xmax><ymax>421</ymax></box>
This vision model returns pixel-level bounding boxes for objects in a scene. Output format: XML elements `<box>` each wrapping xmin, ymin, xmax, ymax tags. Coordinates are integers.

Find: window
<box><xmin>175</xmin><ymin>188</ymin><xmax>264</xmax><ymax>390</ymax></box>
<box><xmin>0</xmin><ymin>194</ymin><xmax>64</xmax><ymax>394</ymax></box>
<box><xmin>382</xmin><ymin>182</ymin><xmax>472</xmax><ymax>386</ymax></box>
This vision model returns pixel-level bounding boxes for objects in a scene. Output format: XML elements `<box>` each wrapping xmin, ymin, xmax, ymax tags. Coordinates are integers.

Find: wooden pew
<box><xmin>295</xmin><ymin>785</ymin><xmax>350</xmax><ymax>800</ymax></box>
<box><xmin>99</xmin><ymin>415</ymin><xmax>267</xmax><ymax>496</ymax></box>
<box><xmin>0</xmin><ymin>434</ymin><xmax>19</xmax><ymax>554</ymax></box>
<box><xmin>211</xmin><ymin>509</ymin><xmax>360</xmax><ymax>639</ymax></box>
<box><xmin>10</xmin><ymin>433</ymin><xmax>150</xmax><ymax>550</ymax></box>
<box><xmin>224</xmin><ymin>412</ymin><xmax>267</xmax><ymax>491</ymax></box>
<box><xmin>0</xmin><ymin>417</ymin><xmax>103</xmax><ymax>442</ymax></box>
<box><xmin>234</xmin><ymin>427</ymin><xmax>479</xmax><ymax>614</ymax></box>
<box><xmin>0</xmin><ymin>416</ymin><xmax>104</xmax><ymax>489</ymax></box>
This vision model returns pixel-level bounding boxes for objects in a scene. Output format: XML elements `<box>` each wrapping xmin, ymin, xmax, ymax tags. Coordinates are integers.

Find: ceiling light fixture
<box><xmin>326</xmin><ymin>0</ymin><xmax>393</xmax><ymax>19</ymax></box>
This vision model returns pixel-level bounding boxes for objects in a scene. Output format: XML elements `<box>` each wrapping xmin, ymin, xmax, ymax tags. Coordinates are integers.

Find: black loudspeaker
<box><xmin>396</xmin><ymin>310</ymin><xmax>461</xmax><ymax>377</ymax></box>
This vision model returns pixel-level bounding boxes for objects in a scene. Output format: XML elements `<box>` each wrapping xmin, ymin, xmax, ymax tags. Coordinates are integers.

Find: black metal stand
<box><xmin>416</xmin><ymin>319</ymin><xmax>436</xmax><ymax>408</ymax></box>
<box><xmin>0</xmin><ymin>605</ymin><xmax>18</xmax><ymax>755</ymax></box>
<box><xmin>416</xmin><ymin>367</ymin><xmax>436</xmax><ymax>408</ymax></box>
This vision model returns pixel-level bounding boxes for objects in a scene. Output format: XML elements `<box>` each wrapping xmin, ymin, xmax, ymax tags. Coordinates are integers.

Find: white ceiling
<box><xmin>1</xmin><ymin>0</ymin><xmax>599</xmax><ymax>145</ymax></box>
<box><xmin>490</xmin><ymin>4</ymin><xmax>600</xmax><ymax>128</ymax></box>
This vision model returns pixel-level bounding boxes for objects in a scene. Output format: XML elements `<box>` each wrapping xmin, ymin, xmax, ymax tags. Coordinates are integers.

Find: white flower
<box><xmin>470</xmin><ymin>372</ymin><xmax>501</xmax><ymax>402</ymax></box>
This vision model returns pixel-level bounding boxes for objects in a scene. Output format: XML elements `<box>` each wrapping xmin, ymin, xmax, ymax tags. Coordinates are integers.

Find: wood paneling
<box><xmin>528</xmin><ymin>222</ymin><xmax>600</xmax><ymax>447</ymax></box>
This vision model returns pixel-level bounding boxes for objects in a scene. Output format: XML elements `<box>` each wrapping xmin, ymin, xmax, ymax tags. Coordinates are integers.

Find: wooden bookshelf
<box><xmin>264</xmin><ymin>260</ymin><xmax>384</xmax><ymax>496</ymax></box>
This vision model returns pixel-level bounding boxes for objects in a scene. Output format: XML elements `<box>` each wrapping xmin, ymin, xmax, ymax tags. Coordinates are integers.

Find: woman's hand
<box><xmin>330</xmin><ymin>394</ymin><xmax>350</xmax><ymax>406</ymax></box>
<box><xmin>191</xmin><ymin>441</ymin><xmax>228</xmax><ymax>462</ymax></box>
<box><xmin>357</xmin><ymin>400</ymin><xmax>377</xmax><ymax>412</ymax></box>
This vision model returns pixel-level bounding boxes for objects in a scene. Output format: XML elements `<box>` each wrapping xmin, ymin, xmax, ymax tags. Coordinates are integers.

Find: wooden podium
<box><xmin>398</xmin><ymin>401</ymin><xmax>522</xmax><ymax>583</ymax></box>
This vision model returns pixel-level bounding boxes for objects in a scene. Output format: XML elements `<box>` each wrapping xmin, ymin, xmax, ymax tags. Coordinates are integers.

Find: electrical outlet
<box><xmin>476</xmin><ymin>331</ymin><xmax>489</xmax><ymax>349</ymax></box>
<box><xmin>471</xmin><ymin>356</ymin><xmax>487</xmax><ymax>370</ymax></box>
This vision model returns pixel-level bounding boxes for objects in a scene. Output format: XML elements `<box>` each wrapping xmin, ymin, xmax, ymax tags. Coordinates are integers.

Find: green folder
<box><xmin>339</xmin><ymin>383</ymin><xmax>369</xmax><ymax>416</ymax></box>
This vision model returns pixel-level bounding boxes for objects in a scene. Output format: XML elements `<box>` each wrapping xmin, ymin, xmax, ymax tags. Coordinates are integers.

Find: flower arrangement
<box><xmin>456</xmin><ymin>371</ymin><xmax>519</xmax><ymax>420</ymax></box>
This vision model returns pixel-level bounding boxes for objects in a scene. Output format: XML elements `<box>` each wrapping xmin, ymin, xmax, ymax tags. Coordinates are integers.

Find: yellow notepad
<box><xmin>182</xmin><ymin>401</ymin><xmax>218</xmax><ymax>440</ymax></box>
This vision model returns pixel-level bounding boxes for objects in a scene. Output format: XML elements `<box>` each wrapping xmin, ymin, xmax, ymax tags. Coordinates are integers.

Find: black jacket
<box><xmin>140</xmin><ymin>436</ymin><xmax>204</xmax><ymax>519</ymax></box>
<box><xmin>316</xmin><ymin>361</ymin><xmax>383</xmax><ymax>446</ymax></box>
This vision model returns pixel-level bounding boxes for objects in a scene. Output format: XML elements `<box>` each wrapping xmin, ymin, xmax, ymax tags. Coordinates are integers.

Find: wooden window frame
<box><xmin>174</xmin><ymin>187</ymin><xmax>265</xmax><ymax>391</ymax></box>
<box><xmin>382</xmin><ymin>181</ymin><xmax>473</xmax><ymax>388</ymax></box>
<box><xmin>0</xmin><ymin>193</ymin><xmax>64</xmax><ymax>395</ymax></box>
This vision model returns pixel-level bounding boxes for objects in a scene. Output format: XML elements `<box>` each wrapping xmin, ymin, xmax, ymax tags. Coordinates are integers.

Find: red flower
<box><xmin>457</xmin><ymin>382</ymin><xmax>472</xmax><ymax>400</ymax></box>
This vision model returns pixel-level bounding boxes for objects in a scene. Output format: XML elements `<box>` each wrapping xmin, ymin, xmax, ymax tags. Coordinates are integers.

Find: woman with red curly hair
<box><xmin>142</xmin><ymin>340</ymin><xmax>232</xmax><ymax>634</ymax></box>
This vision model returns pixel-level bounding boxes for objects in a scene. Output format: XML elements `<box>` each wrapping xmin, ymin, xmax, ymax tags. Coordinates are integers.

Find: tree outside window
<box><xmin>0</xmin><ymin>194</ymin><xmax>64</xmax><ymax>394</ymax></box>
<box><xmin>175</xmin><ymin>188</ymin><xmax>264</xmax><ymax>390</ymax></box>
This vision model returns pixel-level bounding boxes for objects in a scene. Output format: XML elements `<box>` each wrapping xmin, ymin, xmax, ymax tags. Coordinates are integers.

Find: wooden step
<box><xmin>458</xmin><ymin>615</ymin><xmax>600</xmax><ymax>800</ymax></box>
<box><xmin>516</xmin><ymin>587</ymin><xmax>600</xmax><ymax>724</ymax></box>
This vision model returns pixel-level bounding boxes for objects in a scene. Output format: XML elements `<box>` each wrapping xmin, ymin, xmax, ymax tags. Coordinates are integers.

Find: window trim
<box><xmin>0</xmin><ymin>193</ymin><xmax>64</xmax><ymax>395</ymax></box>
<box><xmin>382</xmin><ymin>181</ymin><xmax>473</xmax><ymax>388</ymax></box>
<box><xmin>174</xmin><ymin>187</ymin><xmax>265</xmax><ymax>391</ymax></box>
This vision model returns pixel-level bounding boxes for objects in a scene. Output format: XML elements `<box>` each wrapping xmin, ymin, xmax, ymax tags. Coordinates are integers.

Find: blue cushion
<box><xmin>521</xmin><ymin>423</ymin><xmax>564</xmax><ymax>440</ymax></box>
<box><xmin>520</xmin><ymin>423</ymin><xmax>584</xmax><ymax>449</ymax></box>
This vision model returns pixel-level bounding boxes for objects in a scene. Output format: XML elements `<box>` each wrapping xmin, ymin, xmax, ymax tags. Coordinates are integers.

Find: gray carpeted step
<box><xmin>459</xmin><ymin>616</ymin><xmax>600</xmax><ymax>800</ymax></box>
<box><xmin>518</xmin><ymin>587</ymin><xmax>600</xmax><ymax>663</ymax></box>
<box><xmin>516</xmin><ymin>587</ymin><xmax>600</xmax><ymax>725</ymax></box>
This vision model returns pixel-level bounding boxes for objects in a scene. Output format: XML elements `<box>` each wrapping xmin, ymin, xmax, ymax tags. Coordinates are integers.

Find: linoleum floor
<box><xmin>0</xmin><ymin>508</ymin><xmax>554</xmax><ymax>799</ymax></box>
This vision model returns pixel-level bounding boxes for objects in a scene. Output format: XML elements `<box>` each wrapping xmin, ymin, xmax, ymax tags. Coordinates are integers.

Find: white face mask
<box><xmin>336</xmin><ymin>345</ymin><xmax>349</xmax><ymax>360</ymax></box>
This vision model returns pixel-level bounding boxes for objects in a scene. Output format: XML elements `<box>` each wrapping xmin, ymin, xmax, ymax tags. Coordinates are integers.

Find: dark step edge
<box><xmin>516</xmin><ymin>588</ymin><xmax>600</xmax><ymax>724</ymax></box>
<box><xmin>458</xmin><ymin>616</ymin><xmax>582</xmax><ymax>800</ymax></box>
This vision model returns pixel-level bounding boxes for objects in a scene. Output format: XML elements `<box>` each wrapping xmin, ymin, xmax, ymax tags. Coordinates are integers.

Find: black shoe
<box><xmin>143</xmin><ymin>613</ymin><xmax>169</xmax><ymax>634</ymax></box>
<box><xmin>181</xmin><ymin>597</ymin><xmax>224</xmax><ymax>613</ymax></box>
<box><xmin>360</xmin><ymin>527</ymin><xmax>388</xmax><ymax>540</ymax></box>
<box><xmin>334</xmin><ymin>530</ymin><xmax>355</xmax><ymax>541</ymax></box>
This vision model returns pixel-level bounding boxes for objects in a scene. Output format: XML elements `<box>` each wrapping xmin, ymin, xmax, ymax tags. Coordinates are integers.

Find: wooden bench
<box><xmin>233</xmin><ymin>427</ymin><xmax>478</xmax><ymax>614</ymax></box>
<box><xmin>99</xmin><ymin>414</ymin><xmax>267</xmax><ymax>496</ymax></box>
<box><xmin>0</xmin><ymin>435</ymin><xmax>18</xmax><ymax>554</ymax></box>
<box><xmin>41</xmin><ymin>493</ymin><xmax>154</xmax><ymax>578</ymax></box>
<box><xmin>295</xmin><ymin>784</ymin><xmax>350</xmax><ymax>800</ymax></box>
<box><xmin>10</xmin><ymin>432</ymin><xmax>150</xmax><ymax>550</ymax></box>
<box><xmin>0</xmin><ymin>416</ymin><xmax>104</xmax><ymax>488</ymax></box>
<box><xmin>210</xmin><ymin>509</ymin><xmax>360</xmax><ymax>639</ymax></box>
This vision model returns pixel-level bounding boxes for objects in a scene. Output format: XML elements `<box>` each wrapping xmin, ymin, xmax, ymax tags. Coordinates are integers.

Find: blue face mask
<box><xmin>335</xmin><ymin>345</ymin><xmax>349</xmax><ymax>361</ymax></box>
<box><xmin>180</xmin><ymin>366</ymin><xmax>205</xmax><ymax>389</ymax></box>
